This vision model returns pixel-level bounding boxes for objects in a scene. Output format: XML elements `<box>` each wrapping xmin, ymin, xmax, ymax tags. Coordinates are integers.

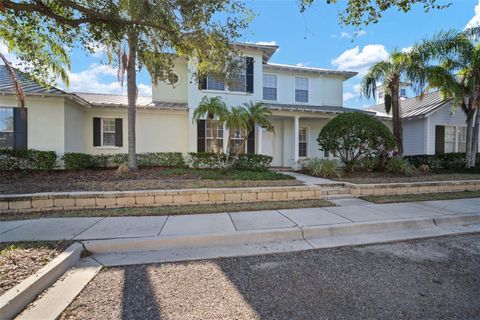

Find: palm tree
<box><xmin>224</xmin><ymin>106</ymin><xmax>249</xmax><ymax>159</ymax></box>
<box><xmin>192</xmin><ymin>96</ymin><xmax>228</xmax><ymax>154</ymax></box>
<box><xmin>235</xmin><ymin>102</ymin><xmax>274</xmax><ymax>156</ymax></box>
<box><xmin>413</xmin><ymin>27</ymin><xmax>480</xmax><ymax>168</ymax></box>
<box><xmin>362</xmin><ymin>50</ymin><xmax>424</xmax><ymax>157</ymax></box>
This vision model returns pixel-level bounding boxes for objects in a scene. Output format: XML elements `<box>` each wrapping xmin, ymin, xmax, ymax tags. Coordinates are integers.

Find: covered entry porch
<box><xmin>258</xmin><ymin>110</ymin><xmax>340</xmax><ymax>168</ymax></box>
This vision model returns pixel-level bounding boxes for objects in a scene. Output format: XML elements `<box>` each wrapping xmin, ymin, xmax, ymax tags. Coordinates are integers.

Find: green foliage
<box><xmin>299</xmin><ymin>158</ymin><xmax>341</xmax><ymax>178</ymax></box>
<box><xmin>157</xmin><ymin>168</ymin><xmax>293</xmax><ymax>181</ymax></box>
<box><xmin>62</xmin><ymin>152</ymin><xmax>185</xmax><ymax>171</ymax></box>
<box><xmin>187</xmin><ymin>152</ymin><xmax>227</xmax><ymax>169</ymax></box>
<box><xmin>317</xmin><ymin>112</ymin><xmax>396</xmax><ymax>172</ymax></box>
<box><xmin>404</xmin><ymin>153</ymin><xmax>480</xmax><ymax>170</ymax></box>
<box><xmin>385</xmin><ymin>157</ymin><xmax>414</xmax><ymax>175</ymax></box>
<box><xmin>232</xmin><ymin>154</ymin><xmax>273</xmax><ymax>171</ymax></box>
<box><xmin>357</xmin><ymin>156</ymin><xmax>381</xmax><ymax>172</ymax></box>
<box><xmin>0</xmin><ymin>149</ymin><xmax>57</xmax><ymax>171</ymax></box>
<box><xmin>300</xmin><ymin>0</ymin><xmax>450</xmax><ymax>27</ymax></box>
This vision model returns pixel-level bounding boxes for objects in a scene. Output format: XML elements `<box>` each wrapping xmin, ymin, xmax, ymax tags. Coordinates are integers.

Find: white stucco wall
<box><xmin>84</xmin><ymin>107</ymin><xmax>189</xmax><ymax>155</ymax></box>
<box><xmin>64</xmin><ymin>100</ymin><xmax>87</xmax><ymax>153</ymax></box>
<box><xmin>151</xmin><ymin>59</ymin><xmax>189</xmax><ymax>103</ymax></box>
<box><xmin>0</xmin><ymin>94</ymin><xmax>66</xmax><ymax>155</ymax></box>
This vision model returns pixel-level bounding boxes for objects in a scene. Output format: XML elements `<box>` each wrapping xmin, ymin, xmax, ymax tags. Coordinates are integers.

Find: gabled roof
<box><xmin>263</xmin><ymin>63</ymin><xmax>357</xmax><ymax>80</ymax></box>
<box><xmin>367</xmin><ymin>91</ymin><xmax>451</xmax><ymax>119</ymax></box>
<box><xmin>0</xmin><ymin>65</ymin><xmax>65</xmax><ymax>94</ymax></box>
<box><xmin>75</xmin><ymin>92</ymin><xmax>188</xmax><ymax>110</ymax></box>
<box><xmin>234</xmin><ymin>42</ymin><xmax>279</xmax><ymax>63</ymax></box>
<box><xmin>264</xmin><ymin>102</ymin><xmax>373</xmax><ymax>115</ymax></box>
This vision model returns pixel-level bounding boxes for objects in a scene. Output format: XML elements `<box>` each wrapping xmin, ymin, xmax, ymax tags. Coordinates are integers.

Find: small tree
<box><xmin>192</xmin><ymin>96</ymin><xmax>228</xmax><ymax>154</ymax></box>
<box><xmin>317</xmin><ymin>112</ymin><xmax>396</xmax><ymax>172</ymax></box>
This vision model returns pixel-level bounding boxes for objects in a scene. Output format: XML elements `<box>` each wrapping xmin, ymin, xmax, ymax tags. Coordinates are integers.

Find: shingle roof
<box><xmin>368</xmin><ymin>91</ymin><xmax>450</xmax><ymax>119</ymax></box>
<box><xmin>0</xmin><ymin>65</ymin><xmax>65</xmax><ymax>94</ymax></box>
<box><xmin>74</xmin><ymin>92</ymin><xmax>188</xmax><ymax>110</ymax></box>
<box><xmin>264</xmin><ymin>102</ymin><xmax>372</xmax><ymax>115</ymax></box>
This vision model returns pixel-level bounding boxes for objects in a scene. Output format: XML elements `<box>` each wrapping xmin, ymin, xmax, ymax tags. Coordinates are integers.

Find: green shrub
<box><xmin>299</xmin><ymin>158</ymin><xmax>341</xmax><ymax>178</ymax></box>
<box><xmin>404</xmin><ymin>153</ymin><xmax>479</xmax><ymax>170</ymax></box>
<box><xmin>232</xmin><ymin>154</ymin><xmax>273</xmax><ymax>171</ymax></box>
<box><xmin>0</xmin><ymin>149</ymin><xmax>57</xmax><ymax>170</ymax></box>
<box><xmin>137</xmin><ymin>152</ymin><xmax>185</xmax><ymax>168</ymax></box>
<box><xmin>187</xmin><ymin>152</ymin><xmax>227</xmax><ymax>169</ymax></box>
<box><xmin>357</xmin><ymin>156</ymin><xmax>381</xmax><ymax>172</ymax></box>
<box><xmin>62</xmin><ymin>153</ymin><xmax>95</xmax><ymax>170</ymax></box>
<box><xmin>385</xmin><ymin>157</ymin><xmax>414</xmax><ymax>175</ymax></box>
<box><xmin>317</xmin><ymin>112</ymin><xmax>396</xmax><ymax>172</ymax></box>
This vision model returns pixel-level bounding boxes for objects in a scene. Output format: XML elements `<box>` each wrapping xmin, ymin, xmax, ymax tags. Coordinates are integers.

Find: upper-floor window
<box><xmin>0</xmin><ymin>107</ymin><xmax>14</xmax><ymax>148</ymax></box>
<box><xmin>201</xmin><ymin>57</ymin><xmax>253</xmax><ymax>93</ymax></box>
<box><xmin>295</xmin><ymin>77</ymin><xmax>309</xmax><ymax>103</ymax></box>
<box><xmin>263</xmin><ymin>74</ymin><xmax>277</xmax><ymax>101</ymax></box>
<box><xmin>206</xmin><ymin>75</ymin><xmax>225</xmax><ymax>91</ymax></box>
<box><xmin>378</xmin><ymin>92</ymin><xmax>384</xmax><ymax>100</ymax></box>
<box><xmin>229</xmin><ymin>58</ymin><xmax>247</xmax><ymax>92</ymax></box>
<box><xmin>400</xmin><ymin>88</ymin><xmax>406</xmax><ymax>96</ymax></box>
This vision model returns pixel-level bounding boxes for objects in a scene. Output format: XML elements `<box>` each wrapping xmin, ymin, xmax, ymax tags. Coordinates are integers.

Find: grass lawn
<box><xmin>0</xmin><ymin>241</ymin><xmax>71</xmax><ymax>295</ymax></box>
<box><xmin>334</xmin><ymin>171</ymin><xmax>480</xmax><ymax>184</ymax></box>
<box><xmin>361</xmin><ymin>191</ymin><xmax>480</xmax><ymax>204</ymax></box>
<box><xmin>0</xmin><ymin>167</ymin><xmax>300</xmax><ymax>194</ymax></box>
<box><xmin>0</xmin><ymin>199</ymin><xmax>334</xmax><ymax>221</ymax></box>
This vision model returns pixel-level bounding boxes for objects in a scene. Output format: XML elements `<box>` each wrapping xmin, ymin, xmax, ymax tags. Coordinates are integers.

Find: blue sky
<box><xmin>2</xmin><ymin>0</ymin><xmax>479</xmax><ymax>109</ymax></box>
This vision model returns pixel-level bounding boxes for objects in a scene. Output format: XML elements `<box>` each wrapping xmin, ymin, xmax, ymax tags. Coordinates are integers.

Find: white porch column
<box><xmin>223</xmin><ymin>123</ymin><xmax>229</xmax><ymax>153</ymax></box>
<box><xmin>293</xmin><ymin>116</ymin><xmax>300</xmax><ymax>166</ymax></box>
<box><xmin>256</xmin><ymin>124</ymin><xmax>263</xmax><ymax>154</ymax></box>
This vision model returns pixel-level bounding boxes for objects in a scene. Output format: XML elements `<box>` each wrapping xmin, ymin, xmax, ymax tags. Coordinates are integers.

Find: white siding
<box><xmin>403</xmin><ymin>119</ymin><xmax>425</xmax><ymax>156</ymax></box>
<box><xmin>64</xmin><ymin>101</ymin><xmax>87</xmax><ymax>153</ymax></box>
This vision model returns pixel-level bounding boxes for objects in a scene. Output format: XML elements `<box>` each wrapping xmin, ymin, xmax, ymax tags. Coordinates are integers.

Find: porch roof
<box><xmin>263</xmin><ymin>102</ymin><xmax>373</xmax><ymax>115</ymax></box>
<box><xmin>74</xmin><ymin>92</ymin><xmax>188</xmax><ymax>110</ymax></box>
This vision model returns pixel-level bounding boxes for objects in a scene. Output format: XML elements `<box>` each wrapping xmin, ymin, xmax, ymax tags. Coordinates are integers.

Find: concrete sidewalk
<box><xmin>1</xmin><ymin>198</ymin><xmax>479</xmax><ymax>243</ymax></box>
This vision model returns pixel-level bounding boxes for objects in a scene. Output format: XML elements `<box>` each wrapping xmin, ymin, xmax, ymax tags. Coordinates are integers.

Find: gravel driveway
<box><xmin>60</xmin><ymin>234</ymin><xmax>480</xmax><ymax>320</ymax></box>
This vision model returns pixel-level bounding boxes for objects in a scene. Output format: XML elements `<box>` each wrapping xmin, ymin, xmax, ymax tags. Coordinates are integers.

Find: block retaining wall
<box><xmin>0</xmin><ymin>186</ymin><xmax>323</xmax><ymax>214</ymax></box>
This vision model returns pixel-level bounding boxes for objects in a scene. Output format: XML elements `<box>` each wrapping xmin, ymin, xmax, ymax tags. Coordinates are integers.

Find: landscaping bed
<box><xmin>0</xmin><ymin>167</ymin><xmax>299</xmax><ymax>194</ymax></box>
<box><xmin>0</xmin><ymin>199</ymin><xmax>333</xmax><ymax>221</ymax></box>
<box><xmin>361</xmin><ymin>191</ymin><xmax>480</xmax><ymax>204</ymax></box>
<box><xmin>333</xmin><ymin>171</ymin><xmax>480</xmax><ymax>184</ymax></box>
<box><xmin>0</xmin><ymin>241</ymin><xmax>71</xmax><ymax>296</ymax></box>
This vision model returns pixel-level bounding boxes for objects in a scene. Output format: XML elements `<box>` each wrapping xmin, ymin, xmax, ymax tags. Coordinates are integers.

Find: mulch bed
<box><xmin>0</xmin><ymin>168</ymin><xmax>300</xmax><ymax>194</ymax></box>
<box><xmin>0</xmin><ymin>241</ymin><xmax>71</xmax><ymax>296</ymax></box>
<box><xmin>334</xmin><ymin>171</ymin><xmax>480</xmax><ymax>184</ymax></box>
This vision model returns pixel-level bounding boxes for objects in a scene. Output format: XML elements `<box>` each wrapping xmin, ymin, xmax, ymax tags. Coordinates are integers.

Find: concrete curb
<box><xmin>0</xmin><ymin>242</ymin><xmax>83</xmax><ymax>320</ymax></box>
<box><xmin>82</xmin><ymin>214</ymin><xmax>480</xmax><ymax>255</ymax></box>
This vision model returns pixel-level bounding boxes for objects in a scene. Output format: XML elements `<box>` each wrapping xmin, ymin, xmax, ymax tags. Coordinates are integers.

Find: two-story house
<box><xmin>0</xmin><ymin>43</ymin><xmax>359</xmax><ymax>168</ymax></box>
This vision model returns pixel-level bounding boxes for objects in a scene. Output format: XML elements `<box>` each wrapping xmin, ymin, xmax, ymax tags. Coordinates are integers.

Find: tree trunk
<box><xmin>127</xmin><ymin>32</ymin><xmax>138</xmax><ymax>170</ymax></box>
<box><xmin>471</xmin><ymin>108</ymin><xmax>479</xmax><ymax>167</ymax></box>
<box><xmin>390</xmin><ymin>81</ymin><xmax>404</xmax><ymax>157</ymax></box>
<box><xmin>465</xmin><ymin>106</ymin><xmax>474</xmax><ymax>168</ymax></box>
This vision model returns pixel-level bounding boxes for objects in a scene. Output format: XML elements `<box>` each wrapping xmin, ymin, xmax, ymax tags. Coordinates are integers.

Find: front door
<box><xmin>262</xmin><ymin>128</ymin><xmax>278</xmax><ymax>166</ymax></box>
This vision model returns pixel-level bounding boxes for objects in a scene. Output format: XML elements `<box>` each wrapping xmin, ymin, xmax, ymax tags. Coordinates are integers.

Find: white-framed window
<box><xmin>295</xmin><ymin>77</ymin><xmax>309</xmax><ymax>103</ymax></box>
<box><xmin>299</xmin><ymin>127</ymin><xmax>308</xmax><ymax>157</ymax></box>
<box><xmin>400</xmin><ymin>88</ymin><xmax>406</xmax><ymax>96</ymax></box>
<box><xmin>167</xmin><ymin>72</ymin><xmax>180</xmax><ymax>86</ymax></box>
<box><xmin>0</xmin><ymin>107</ymin><xmax>14</xmax><ymax>148</ymax></box>
<box><xmin>378</xmin><ymin>92</ymin><xmax>384</xmax><ymax>100</ymax></box>
<box><xmin>263</xmin><ymin>74</ymin><xmax>277</xmax><ymax>101</ymax></box>
<box><xmin>206</xmin><ymin>74</ymin><xmax>225</xmax><ymax>91</ymax></box>
<box><xmin>444</xmin><ymin>126</ymin><xmax>467</xmax><ymax>153</ymax></box>
<box><xmin>229</xmin><ymin>128</ymin><xmax>246</xmax><ymax>154</ymax></box>
<box><xmin>102</xmin><ymin>118</ymin><xmax>116</xmax><ymax>146</ymax></box>
<box><xmin>229</xmin><ymin>58</ymin><xmax>247</xmax><ymax>92</ymax></box>
<box><xmin>206</xmin><ymin>120</ymin><xmax>224</xmax><ymax>152</ymax></box>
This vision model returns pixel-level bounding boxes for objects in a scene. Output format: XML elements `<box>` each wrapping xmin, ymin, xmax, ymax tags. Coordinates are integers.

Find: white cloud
<box><xmin>255</xmin><ymin>41</ymin><xmax>277</xmax><ymax>46</ymax></box>
<box><xmin>62</xmin><ymin>63</ymin><xmax>151</xmax><ymax>97</ymax></box>
<box><xmin>466</xmin><ymin>0</ymin><xmax>480</xmax><ymax>29</ymax></box>
<box><xmin>295</xmin><ymin>62</ymin><xmax>311</xmax><ymax>67</ymax></box>
<box><xmin>331</xmin><ymin>44</ymin><xmax>389</xmax><ymax>74</ymax></box>
<box><xmin>331</xmin><ymin>30</ymin><xmax>367</xmax><ymax>39</ymax></box>
<box><xmin>401</xmin><ymin>46</ymin><xmax>413</xmax><ymax>53</ymax></box>
<box><xmin>343</xmin><ymin>92</ymin><xmax>356</xmax><ymax>102</ymax></box>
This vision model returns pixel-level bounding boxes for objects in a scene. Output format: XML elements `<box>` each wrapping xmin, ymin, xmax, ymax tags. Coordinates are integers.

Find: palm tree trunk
<box><xmin>465</xmin><ymin>106</ymin><xmax>474</xmax><ymax>168</ymax></box>
<box><xmin>391</xmin><ymin>82</ymin><xmax>404</xmax><ymax>157</ymax></box>
<box><xmin>127</xmin><ymin>32</ymin><xmax>138</xmax><ymax>170</ymax></box>
<box><xmin>471</xmin><ymin>108</ymin><xmax>479</xmax><ymax>166</ymax></box>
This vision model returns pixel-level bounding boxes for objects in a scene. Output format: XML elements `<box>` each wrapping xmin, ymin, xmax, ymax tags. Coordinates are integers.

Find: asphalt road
<box><xmin>61</xmin><ymin>234</ymin><xmax>480</xmax><ymax>320</ymax></box>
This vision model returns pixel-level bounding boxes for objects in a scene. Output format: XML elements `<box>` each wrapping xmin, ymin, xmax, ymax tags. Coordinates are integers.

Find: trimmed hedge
<box><xmin>186</xmin><ymin>152</ymin><xmax>273</xmax><ymax>170</ymax></box>
<box><xmin>0</xmin><ymin>149</ymin><xmax>57</xmax><ymax>170</ymax></box>
<box><xmin>232</xmin><ymin>154</ymin><xmax>273</xmax><ymax>171</ymax></box>
<box><xmin>186</xmin><ymin>152</ymin><xmax>227</xmax><ymax>169</ymax></box>
<box><xmin>62</xmin><ymin>152</ymin><xmax>185</xmax><ymax>171</ymax></box>
<box><xmin>404</xmin><ymin>153</ymin><xmax>480</xmax><ymax>170</ymax></box>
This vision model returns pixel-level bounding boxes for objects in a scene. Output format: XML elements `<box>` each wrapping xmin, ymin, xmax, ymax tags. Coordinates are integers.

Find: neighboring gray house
<box><xmin>368</xmin><ymin>91</ymin><xmax>479</xmax><ymax>156</ymax></box>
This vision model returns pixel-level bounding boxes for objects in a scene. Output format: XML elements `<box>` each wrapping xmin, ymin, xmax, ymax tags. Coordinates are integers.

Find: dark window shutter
<box><xmin>435</xmin><ymin>125</ymin><xmax>445</xmax><ymax>154</ymax></box>
<box><xmin>115</xmin><ymin>118</ymin><xmax>123</xmax><ymax>147</ymax></box>
<box><xmin>247</xmin><ymin>126</ymin><xmax>255</xmax><ymax>154</ymax></box>
<box><xmin>197</xmin><ymin>120</ymin><xmax>206</xmax><ymax>152</ymax></box>
<box><xmin>246</xmin><ymin>57</ymin><xmax>254</xmax><ymax>93</ymax></box>
<box><xmin>198</xmin><ymin>75</ymin><xmax>207</xmax><ymax>90</ymax></box>
<box><xmin>13</xmin><ymin>108</ymin><xmax>27</xmax><ymax>150</ymax></box>
<box><xmin>93</xmin><ymin>117</ymin><xmax>101</xmax><ymax>147</ymax></box>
